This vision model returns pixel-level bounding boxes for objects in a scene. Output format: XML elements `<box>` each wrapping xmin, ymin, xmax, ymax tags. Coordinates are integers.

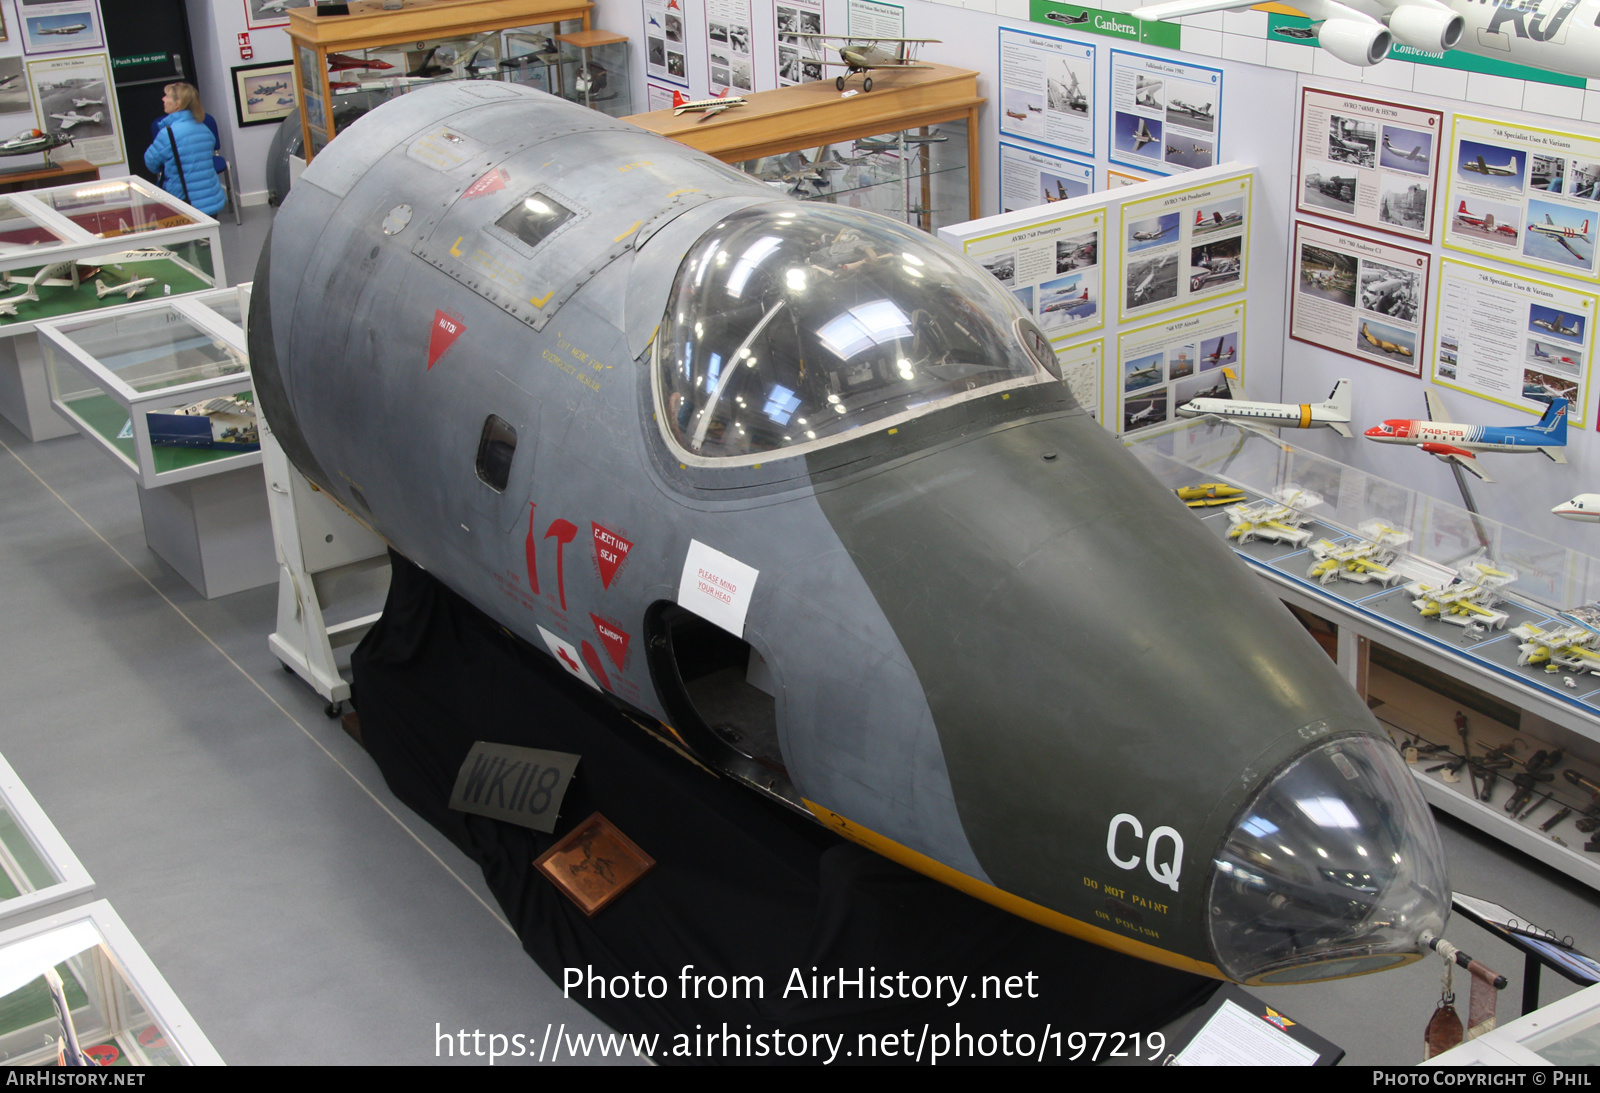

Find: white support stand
<box><xmin>0</xmin><ymin>335</ymin><xmax>73</xmax><ymax>441</ymax></box>
<box><xmin>260</xmin><ymin>426</ymin><xmax>389</xmax><ymax>711</ymax></box>
<box><xmin>137</xmin><ymin>464</ymin><xmax>278</xmax><ymax>598</ymax></box>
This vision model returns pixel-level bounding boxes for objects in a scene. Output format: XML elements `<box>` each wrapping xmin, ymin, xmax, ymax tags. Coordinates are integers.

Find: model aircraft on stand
<box><xmin>252</xmin><ymin>83</ymin><xmax>1451</xmax><ymax>987</ymax></box>
<box><xmin>672</xmin><ymin>89</ymin><xmax>746</xmax><ymax>119</ymax></box>
<box><xmin>1365</xmin><ymin>388</ymin><xmax>1568</xmax><ymax>481</ymax></box>
<box><xmin>1134</xmin><ymin>0</ymin><xmax>1600</xmax><ymax>79</ymax></box>
<box><xmin>1177</xmin><ymin>369</ymin><xmax>1354</xmax><ymax>437</ymax></box>
<box><xmin>790</xmin><ymin>34</ymin><xmax>939</xmax><ymax>92</ymax></box>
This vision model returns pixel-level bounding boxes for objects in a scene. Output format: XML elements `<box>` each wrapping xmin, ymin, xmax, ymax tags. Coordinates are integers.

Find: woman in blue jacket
<box><xmin>144</xmin><ymin>82</ymin><xmax>227</xmax><ymax>216</ymax></box>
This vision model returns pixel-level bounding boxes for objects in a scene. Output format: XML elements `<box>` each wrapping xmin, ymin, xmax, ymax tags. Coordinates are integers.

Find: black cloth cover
<box><xmin>352</xmin><ymin>551</ymin><xmax>1218</xmax><ymax>1064</ymax></box>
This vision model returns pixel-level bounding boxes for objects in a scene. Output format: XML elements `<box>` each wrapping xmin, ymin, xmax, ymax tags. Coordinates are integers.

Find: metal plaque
<box><xmin>449</xmin><ymin>741</ymin><xmax>579</xmax><ymax>833</ymax></box>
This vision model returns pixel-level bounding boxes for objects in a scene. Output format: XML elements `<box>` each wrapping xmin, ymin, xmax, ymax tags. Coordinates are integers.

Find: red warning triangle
<box><xmin>591</xmin><ymin>522</ymin><xmax>633</xmax><ymax>589</ymax></box>
<box><xmin>463</xmin><ymin>168</ymin><xmax>509</xmax><ymax>199</ymax></box>
<box><xmin>590</xmin><ymin>614</ymin><xmax>630</xmax><ymax>671</ymax></box>
<box><xmin>427</xmin><ymin>309</ymin><xmax>465</xmax><ymax>369</ymax></box>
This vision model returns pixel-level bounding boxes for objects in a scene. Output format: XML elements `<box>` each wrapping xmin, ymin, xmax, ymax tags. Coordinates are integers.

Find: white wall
<box><xmin>185</xmin><ymin>0</ymin><xmax>291</xmax><ymax>203</ymax></box>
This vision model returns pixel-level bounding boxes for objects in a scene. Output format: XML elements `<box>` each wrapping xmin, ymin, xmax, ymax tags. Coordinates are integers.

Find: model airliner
<box><xmin>251</xmin><ymin>83</ymin><xmax>1449</xmax><ymax>986</ymax></box>
<box><xmin>1178</xmin><ymin>369</ymin><xmax>1353</xmax><ymax>437</ymax></box>
<box><xmin>1365</xmin><ymin>389</ymin><xmax>1567</xmax><ymax>481</ymax></box>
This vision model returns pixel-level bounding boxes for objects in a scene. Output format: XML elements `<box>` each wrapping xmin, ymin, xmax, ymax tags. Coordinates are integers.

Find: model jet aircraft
<box><xmin>1134</xmin><ymin>0</ymin><xmax>1600</xmax><ymax>80</ymax></box>
<box><xmin>1382</xmin><ymin>134</ymin><xmax>1429</xmax><ymax>163</ymax></box>
<box><xmin>253</xmin><ymin>83</ymin><xmax>1449</xmax><ymax>986</ymax></box>
<box><xmin>94</xmin><ymin>276</ymin><xmax>155</xmax><ymax>301</ymax></box>
<box><xmin>1527</xmin><ymin>212</ymin><xmax>1590</xmax><ymax>259</ymax></box>
<box><xmin>1553</xmin><ymin>494</ymin><xmax>1600</xmax><ymax>521</ymax></box>
<box><xmin>1365</xmin><ymin>389</ymin><xmax>1567</xmax><ymax>481</ymax></box>
<box><xmin>38</xmin><ymin>23</ymin><xmax>86</xmax><ymax>35</ymax></box>
<box><xmin>1046</xmin><ymin>8</ymin><xmax>1091</xmax><ymax>23</ymax></box>
<box><xmin>0</xmin><ymin>128</ymin><xmax>71</xmax><ymax>158</ymax></box>
<box><xmin>49</xmin><ymin>111</ymin><xmax>100</xmax><ymax>130</ymax></box>
<box><xmin>672</xmin><ymin>89</ymin><xmax>746</xmax><ymax>119</ymax></box>
<box><xmin>1178</xmin><ymin>369</ymin><xmax>1354</xmax><ymax>437</ymax></box>
<box><xmin>1462</xmin><ymin>153</ymin><xmax>1518</xmax><ymax>178</ymax></box>
<box><xmin>853</xmin><ymin>131</ymin><xmax>946</xmax><ymax>154</ymax></box>
<box><xmin>791</xmin><ymin>34</ymin><xmax>939</xmax><ymax>92</ymax></box>
<box><xmin>327</xmin><ymin>53</ymin><xmax>395</xmax><ymax>73</ymax></box>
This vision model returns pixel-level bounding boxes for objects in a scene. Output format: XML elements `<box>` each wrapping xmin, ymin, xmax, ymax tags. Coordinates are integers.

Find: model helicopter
<box><xmin>253</xmin><ymin>83</ymin><xmax>1449</xmax><ymax>986</ymax></box>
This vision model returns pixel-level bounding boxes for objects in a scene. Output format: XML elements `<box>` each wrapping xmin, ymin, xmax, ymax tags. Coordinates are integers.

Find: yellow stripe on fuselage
<box><xmin>1299</xmin><ymin>404</ymin><xmax>1311</xmax><ymax>429</ymax></box>
<box><xmin>803</xmin><ymin>799</ymin><xmax>1225</xmax><ymax>980</ymax></box>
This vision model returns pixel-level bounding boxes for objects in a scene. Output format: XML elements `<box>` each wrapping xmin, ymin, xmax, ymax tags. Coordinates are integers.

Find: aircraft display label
<box><xmin>1296</xmin><ymin>88</ymin><xmax>1442</xmax><ymax>244</ymax></box>
<box><xmin>1444</xmin><ymin>114</ymin><xmax>1600</xmax><ymax>280</ymax></box>
<box><xmin>592</xmin><ymin>522</ymin><xmax>634</xmax><ymax>589</ymax></box>
<box><xmin>590</xmin><ymin>614</ymin><xmax>632</xmax><ymax>671</ymax></box>
<box><xmin>1108</xmin><ymin>50</ymin><xmax>1220</xmax><ymax>177</ymax></box>
<box><xmin>996</xmin><ymin>27</ymin><xmax>1095</xmax><ymax>157</ymax></box>
<box><xmin>537</xmin><ymin>626</ymin><xmax>601</xmax><ymax>690</ymax></box>
<box><xmin>1050</xmin><ymin>337</ymin><xmax>1104</xmax><ymax>422</ymax></box>
<box><xmin>846</xmin><ymin>0</ymin><xmax>904</xmax><ymax>39</ymax></box>
<box><xmin>959</xmin><ymin>204</ymin><xmax>1106</xmax><ymax>345</ymax></box>
<box><xmin>426</xmin><ymin>309</ymin><xmax>466</xmax><ymax>369</ymax></box>
<box><xmin>1117</xmin><ymin>299</ymin><xmax>1244</xmax><ymax>435</ymax></box>
<box><xmin>1118</xmin><ymin>172</ymin><xmax>1250</xmax><ymax>323</ymax></box>
<box><xmin>643</xmin><ymin>0</ymin><xmax>688</xmax><ymax>87</ymax></box>
<box><xmin>1290</xmin><ymin>221</ymin><xmax>1430</xmax><ymax>379</ymax></box>
<box><xmin>999</xmin><ymin>141</ymin><xmax>1093</xmax><ymax>216</ymax></box>
<box><xmin>679</xmin><ymin>540</ymin><xmax>759</xmax><ymax>636</ymax></box>
<box><xmin>773</xmin><ymin>0</ymin><xmax>826</xmax><ymax>88</ymax></box>
<box><xmin>706</xmin><ymin>0</ymin><xmax>754</xmax><ymax>97</ymax></box>
<box><xmin>1431</xmin><ymin>257</ymin><xmax>1597</xmax><ymax>427</ymax></box>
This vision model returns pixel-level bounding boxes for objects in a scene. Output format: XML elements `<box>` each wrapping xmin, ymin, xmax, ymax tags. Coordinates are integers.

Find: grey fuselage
<box><xmin>251</xmin><ymin>83</ymin><xmax>1447</xmax><ymax>983</ymax></box>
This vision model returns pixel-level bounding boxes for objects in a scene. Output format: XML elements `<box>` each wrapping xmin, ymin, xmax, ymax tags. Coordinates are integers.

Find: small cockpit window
<box><xmin>495</xmin><ymin>192</ymin><xmax>574</xmax><ymax>251</ymax></box>
<box><xmin>475</xmin><ymin>414</ymin><xmax>517</xmax><ymax>491</ymax></box>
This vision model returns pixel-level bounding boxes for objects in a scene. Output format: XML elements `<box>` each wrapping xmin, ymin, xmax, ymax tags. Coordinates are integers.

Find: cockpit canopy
<box><xmin>655</xmin><ymin>204</ymin><xmax>1049</xmax><ymax>463</ymax></box>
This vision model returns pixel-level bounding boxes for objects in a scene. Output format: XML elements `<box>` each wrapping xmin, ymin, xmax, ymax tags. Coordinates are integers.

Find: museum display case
<box><xmin>0</xmin><ymin>178</ymin><xmax>224</xmax><ymax>443</ymax></box>
<box><xmin>625</xmin><ymin>64</ymin><xmax>983</xmax><ymax>230</ymax></box>
<box><xmin>288</xmin><ymin>0</ymin><xmax>594</xmax><ymax>161</ymax></box>
<box><xmin>551</xmin><ymin>30</ymin><xmax>632</xmax><ymax>117</ymax></box>
<box><xmin>0</xmin><ymin>901</ymin><xmax>221</xmax><ymax>1066</ymax></box>
<box><xmin>1127</xmin><ymin>417</ymin><xmax>1600</xmax><ymax>889</ymax></box>
<box><xmin>1430</xmin><ymin>980</ymin><xmax>1600</xmax><ymax>1065</ymax></box>
<box><xmin>0</xmin><ymin>753</ymin><xmax>92</xmax><ymax>928</ymax></box>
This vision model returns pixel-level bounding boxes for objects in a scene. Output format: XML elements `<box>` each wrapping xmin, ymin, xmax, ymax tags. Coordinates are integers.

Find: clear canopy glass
<box><xmin>656</xmin><ymin>203</ymin><xmax>1047</xmax><ymax>462</ymax></box>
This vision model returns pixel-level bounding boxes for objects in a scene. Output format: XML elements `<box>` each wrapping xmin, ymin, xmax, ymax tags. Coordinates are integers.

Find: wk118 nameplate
<box><xmin>449</xmin><ymin>742</ymin><xmax>579</xmax><ymax>833</ymax></box>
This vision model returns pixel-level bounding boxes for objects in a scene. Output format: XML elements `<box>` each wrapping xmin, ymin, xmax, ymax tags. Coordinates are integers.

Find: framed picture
<box><xmin>232</xmin><ymin>61</ymin><xmax>297</xmax><ymax>128</ymax></box>
<box><xmin>243</xmin><ymin>0</ymin><xmax>310</xmax><ymax>30</ymax></box>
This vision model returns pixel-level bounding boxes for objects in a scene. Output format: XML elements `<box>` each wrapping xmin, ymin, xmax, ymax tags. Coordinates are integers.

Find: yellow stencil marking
<box><xmin>614</xmin><ymin>220</ymin><xmax>643</xmax><ymax>242</ymax></box>
<box><xmin>449</xmin><ymin>236</ymin><xmax>464</xmax><ymax>257</ymax></box>
<box><xmin>529</xmin><ymin>289</ymin><xmax>554</xmax><ymax>307</ymax></box>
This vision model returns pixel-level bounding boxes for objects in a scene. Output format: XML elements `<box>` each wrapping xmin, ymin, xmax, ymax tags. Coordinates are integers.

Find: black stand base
<box><xmin>352</xmin><ymin>552</ymin><xmax>1218</xmax><ymax>1063</ymax></box>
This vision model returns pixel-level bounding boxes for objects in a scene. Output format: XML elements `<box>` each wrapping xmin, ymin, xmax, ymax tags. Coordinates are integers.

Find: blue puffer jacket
<box><xmin>144</xmin><ymin>112</ymin><xmax>226</xmax><ymax>216</ymax></box>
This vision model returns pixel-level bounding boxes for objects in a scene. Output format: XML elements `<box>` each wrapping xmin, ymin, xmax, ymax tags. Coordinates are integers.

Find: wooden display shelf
<box><xmin>0</xmin><ymin>159</ymin><xmax>98</xmax><ymax>195</ymax></box>
<box><xmin>625</xmin><ymin>64</ymin><xmax>984</xmax><ymax>222</ymax></box>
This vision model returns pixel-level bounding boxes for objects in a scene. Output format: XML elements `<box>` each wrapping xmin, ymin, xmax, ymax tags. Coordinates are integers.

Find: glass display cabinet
<box><xmin>1126</xmin><ymin>417</ymin><xmax>1600</xmax><ymax>890</ymax></box>
<box><xmin>0</xmin><ymin>753</ymin><xmax>92</xmax><ymax>928</ymax></box>
<box><xmin>39</xmin><ymin>286</ymin><xmax>276</xmax><ymax>599</ymax></box>
<box><xmin>1430</xmin><ymin>981</ymin><xmax>1600</xmax><ymax>1065</ymax></box>
<box><xmin>551</xmin><ymin>30</ymin><xmax>632</xmax><ymax>118</ymax></box>
<box><xmin>0</xmin><ymin>901</ymin><xmax>222</xmax><ymax>1066</ymax></box>
<box><xmin>288</xmin><ymin>0</ymin><xmax>594</xmax><ymax>162</ymax></box>
<box><xmin>625</xmin><ymin>64</ymin><xmax>983</xmax><ymax>232</ymax></box>
<box><xmin>0</xmin><ymin>177</ymin><xmax>224</xmax><ymax>443</ymax></box>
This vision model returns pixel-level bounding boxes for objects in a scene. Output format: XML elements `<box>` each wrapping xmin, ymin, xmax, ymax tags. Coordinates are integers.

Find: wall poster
<box><xmin>706</xmin><ymin>0</ymin><xmax>755</xmax><ymax>95</ymax></box>
<box><xmin>1052</xmin><ymin>337</ymin><xmax>1103</xmax><ymax>422</ymax></box>
<box><xmin>996</xmin><ymin>27</ymin><xmax>1094</xmax><ymax>157</ymax></box>
<box><xmin>1296</xmin><ymin>88</ymin><xmax>1442</xmax><ymax>243</ymax></box>
<box><xmin>1117</xmin><ymin>300</ymin><xmax>1245</xmax><ymax>435</ymax></box>
<box><xmin>26</xmin><ymin>52</ymin><xmax>119</xmax><ymax>167</ymax></box>
<box><xmin>19</xmin><ymin>2</ymin><xmax>101</xmax><ymax>56</ymax></box>
<box><xmin>1109</xmin><ymin>50</ymin><xmax>1220</xmax><ymax>177</ymax></box>
<box><xmin>774</xmin><ymin>0</ymin><xmax>825</xmax><ymax>87</ymax></box>
<box><xmin>999</xmin><ymin>140</ymin><xmax>1092</xmax><ymax>215</ymax></box>
<box><xmin>960</xmin><ymin>205</ymin><xmax>1106</xmax><ymax>345</ymax></box>
<box><xmin>1291</xmin><ymin>221</ymin><xmax>1430</xmax><ymax>378</ymax></box>
<box><xmin>1444</xmin><ymin>114</ymin><xmax>1600</xmax><ymax>281</ymax></box>
<box><xmin>1118</xmin><ymin>171</ymin><xmax>1250</xmax><ymax>322</ymax></box>
<box><xmin>1432</xmin><ymin>257</ymin><xmax>1598</xmax><ymax>427</ymax></box>
<box><xmin>644</xmin><ymin>0</ymin><xmax>687</xmax><ymax>86</ymax></box>
<box><xmin>847</xmin><ymin>0</ymin><xmax>904</xmax><ymax>39</ymax></box>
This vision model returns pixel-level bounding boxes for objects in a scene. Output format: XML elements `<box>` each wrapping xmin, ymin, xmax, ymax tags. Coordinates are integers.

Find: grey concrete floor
<box><xmin>0</xmin><ymin>202</ymin><xmax>1594</xmax><ymax>1067</ymax></box>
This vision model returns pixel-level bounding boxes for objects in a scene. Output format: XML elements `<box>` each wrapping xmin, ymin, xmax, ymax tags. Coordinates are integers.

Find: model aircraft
<box><xmin>1196</xmin><ymin>208</ymin><xmax>1241</xmax><ymax>230</ymax></box>
<box><xmin>1360</xmin><ymin>322</ymin><xmax>1413</xmax><ymax>358</ymax></box>
<box><xmin>1511</xmin><ymin>621</ymin><xmax>1600</xmax><ymax>675</ymax></box>
<box><xmin>1382</xmin><ymin>134</ymin><xmax>1429</xmax><ymax>163</ymax></box>
<box><xmin>1533</xmin><ymin>313</ymin><xmax>1581</xmax><ymax>337</ymax></box>
<box><xmin>1040</xmin><ymin>287</ymin><xmax>1092</xmax><ymax>315</ymax></box>
<box><xmin>1527</xmin><ymin>212</ymin><xmax>1591</xmax><ymax>259</ymax></box>
<box><xmin>1365</xmin><ymin>389</ymin><xmax>1567</xmax><ymax>481</ymax></box>
<box><xmin>1045</xmin><ymin>8</ymin><xmax>1091</xmax><ymax>23</ymax></box>
<box><xmin>327</xmin><ymin>53</ymin><xmax>395</xmax><ymax>73</ymax></box>
<box><xmin>0</xmin><ymin>259</ymin><xmax>97</xmax><ymax>306</ymax></box>
<box><xmin>1462</xmin><ymin>153</ymin><xmax>1518</xmax><ymax>178</ymax></box>
<box><xmin>1128</xmin><ymin>117</ymin><xmax>1155</xmax><ymax>151</ymax></box>
<box><xmin>853</xmin><ymin>131</ymin><xmax>946</xmax><ymax>153</ymax></box>
<box><xmin>49</xmin><ymin>111</ymin><xmax>100</xmax><ymax>130</ymax></box>
<box><xmin>791</xmin><ymin>34</ymin><xmax>939</xmax><ymax>92</ymax></box>
<box><xmin>1172</xmin><ymin>483</ymin><xmax>1244</xmax><ymax>507</ymax></box>
<box><xmin>1224</xmin><ymin>494</ymin><xmax>1316</xmax><ymax>548</ymax></box>
<box><xmin>1553</xmin><ymin>494</ymin><xmax>1600</xmax><ymax>521</ymax></box>
<box><xmin>1133</xmin><ymin>0</ymin><xmax>1600</xmax><ymax>80</ymax></box>
<box><xmin>672</xmin><ymin>89</ymin><xmax>746</xmax><ymax>118</ymax></box>
<box><xmin>1406</xmin><ymin>560</ymin><xmax>1515</xmax><ymax>631</ymax></box>
<box><xmin>0</xmin><ymin>128</ymin><xmax>71</xmax><ymax>158</ymax></box>
<box><xmin>1178</xmin><ymin>370</ymin><xmax>1354</xmax><ymax>438</ymax></box>
<box><xmin>753</xmin><ymin>152</ymin><xmax>844</xmax><ymax>192</ymax></box>
<box><xmin>254</xmin><ymin>84</ymin><xmax>1449</xmax><ymax>986</ymax></box>
<box><xmin>37</xmin><ymin>23</ymin><xmax>86</xmax><ymax>35</ymax></box>
<box><xmin>1130</xmin><ymin>220</ymin><xmax>1176</xmax><ymax>242</ymax></box>
<box><xmin>94</xmin><ymin>276</ymin><xmax>155</xmax><ymax>301</ymax></box>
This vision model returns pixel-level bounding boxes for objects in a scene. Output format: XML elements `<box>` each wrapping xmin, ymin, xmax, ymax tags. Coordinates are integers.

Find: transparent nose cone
<box><xmin>1207</xmin><ymin>734</ymin><xmax>1448</xmax><ymax>984</ymax></box>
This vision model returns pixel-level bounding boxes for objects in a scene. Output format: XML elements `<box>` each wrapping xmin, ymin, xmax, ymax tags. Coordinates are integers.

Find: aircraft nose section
<box><xmin>812</xmin><ymin>409</ymin><xmax>1446</xmax><ymax>977</ymax></box>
